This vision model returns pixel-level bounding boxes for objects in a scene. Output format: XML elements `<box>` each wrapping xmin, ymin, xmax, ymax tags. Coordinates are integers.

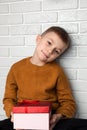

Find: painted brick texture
<box><xmin>0</xmin><ymin>0</ymin><xmax>87</xmax><ymax>119</ymax></box>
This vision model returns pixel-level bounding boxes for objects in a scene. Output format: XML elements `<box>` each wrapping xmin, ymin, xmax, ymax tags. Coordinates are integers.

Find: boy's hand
<box><xmin>50</xmin><ymin>114</ymin><xmax>63</xmax><ymax>130</ymax></box>
<box><xmin>10</xmin><ymin>112</ymin><xmax>14</xmax><ymax>122</ymax></box>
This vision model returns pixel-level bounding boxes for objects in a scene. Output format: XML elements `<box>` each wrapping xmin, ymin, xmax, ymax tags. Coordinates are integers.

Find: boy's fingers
<box><xmin>50</xmin><ymin>114</ymin><xmax>58</xmax><ymax>124</ymax></box>
<box><xmin>50</xmin><ymin>118</ymin><xmax>57</xmax><ymax>124</ymax></box>
<box><xmin>10</xmin><ymin>112</ymin><xmax>14</xmax><ymax>122</ymax></box>
<box><xmin>50</xmin><ymin>122</ymin><xmax>56</xmax><ymax>130</ymax></box>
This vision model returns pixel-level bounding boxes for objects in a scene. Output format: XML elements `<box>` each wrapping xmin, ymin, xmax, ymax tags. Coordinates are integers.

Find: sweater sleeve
<box><xmin>3</xmin><ymin>66</ymin><xmax>18</xmax><ymax>118</ymax></box>
<box><xmin>56</xmin><ymin>67</ymin><xmax>76</xmax><ymax>118</ymax></box>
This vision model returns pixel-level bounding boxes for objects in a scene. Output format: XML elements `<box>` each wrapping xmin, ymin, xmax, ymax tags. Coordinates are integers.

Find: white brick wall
<box><xmin>0</xmin><ymin>0</ymin><xmax>87</xmax><ymax>120</ymax></box>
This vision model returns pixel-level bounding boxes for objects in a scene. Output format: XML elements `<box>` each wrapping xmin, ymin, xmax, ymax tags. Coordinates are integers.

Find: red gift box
<box><xmin>13</xmin><ymin>100</ymin><xmax>51</xmax><ymax>130</ymax></box>
<box><xmin>13</xmin><ymin>100</ymin><xmax>51</xmax><ymax>113</ymax></box>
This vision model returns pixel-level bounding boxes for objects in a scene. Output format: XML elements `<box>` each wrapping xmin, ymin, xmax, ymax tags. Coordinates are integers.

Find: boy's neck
<box><xmin>30</xmin><ymin>57</ymin><xmax>46</xmax><ymax>66</ymax></box>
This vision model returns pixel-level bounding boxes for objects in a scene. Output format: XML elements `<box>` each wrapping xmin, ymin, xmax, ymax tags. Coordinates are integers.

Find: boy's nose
<box><xmin>45</xmin><ymin>48</ymin><xmax>54</xmax><ymax>58</ymax></box>
<box><xmin>48</xmin><ymin>49</ymin><xmax>53</xmax><ymax>55</ymax></box>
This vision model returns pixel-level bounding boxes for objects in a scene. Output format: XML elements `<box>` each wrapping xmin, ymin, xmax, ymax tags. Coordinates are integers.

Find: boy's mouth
<box><xmin>41</xmin><ymin>50</ymin><xmax>49</xmax><ymax>58</ymax></box>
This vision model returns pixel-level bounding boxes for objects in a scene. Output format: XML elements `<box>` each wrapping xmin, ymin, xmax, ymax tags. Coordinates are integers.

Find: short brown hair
<box><xmin>41</xmin><ymin>26</ymin><xmax>70</xmax><ymax>48</ymax></box>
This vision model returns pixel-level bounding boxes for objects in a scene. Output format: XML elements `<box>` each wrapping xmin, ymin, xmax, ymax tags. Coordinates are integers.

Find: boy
<box><xmin>0</xmin><ymin>26</ymin><xmax>87</xmax><ymax>130</ymax></box>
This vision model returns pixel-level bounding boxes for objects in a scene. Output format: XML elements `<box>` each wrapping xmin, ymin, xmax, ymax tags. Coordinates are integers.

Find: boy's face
<box><xmin>35</xmin><ymin>32</ymin><xmax>67</xmax><ymax>64</ymax></box>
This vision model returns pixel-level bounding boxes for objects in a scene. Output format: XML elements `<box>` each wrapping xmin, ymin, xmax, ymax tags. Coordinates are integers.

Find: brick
<box><xmin>10</xmin><ymin>1</ymin><xmax>41</xmax><ymax>13</ymax></box>
<box><xmin>0</xmin><ymin>77</ymin><xmax>6</xmax><ymax>87</ymax></box>
<box><xmin>0</xmin><ymin>89</ymin><xmax>4</xmax><ymax>101</ymax></box>
<box><xmin>0</xmin><ymin>26</ymin><xmax>9</xmax><ymax>35</ymax></box>
<box><xmin>58</xmin><ymin>58</ymin><xmax>87</xmax><ymax>69</ymax></box>
<box><xmin>0</xmin><ymin>14</ymin><xmax>22</xmax><ymax>25</ymax></box>
<box><xmin>71</xmin><ymin>35</ymin><xmax>87</xmax><ymax>46</ymax></box>
<box><xmin>78</xmin><ymin>114</ymin><xmax>87</xmax><ymax>119</ymax></box>
<box><xmin>70</xmin><ymin>80</ymin><xmax>87</xmax><ymax>91</ymax></box>
<box><xmin>64</xmin><ymin>69</ymin><xmax>77</xmax><ymax>80</ymax></box>
<box><xmin>80</xmin><ymin>22</ymin><xmax>87</xmax><ymax>33</ymax></box>
<box><xmin>61</xmin><ymin>47</ymin><xmax>77</xmax><ymax>57</ymax></box>
<box><xmin>0</xmin><ymin>36</ymin><xmax>24</xmax><ymax>46</ymax></box>
<box><xmin>10</xmin><ymin>46</ymin><xmax>35</xmax><ymax>57</ymax></box>
<box><xmin>0</xmin><ymin>0</ymin><xmax>23</xmax><ymax>3</ymax></box>
<box><xmin>74</xmin><ymin>92</ymin><xmax>87</xmax><ymax>103</ymax></box>
<box><xmin>0</xmin><ymin>106</ymin><xmax>6</xmax><ymax>116</ymax></box>
<box><xmin>80</xmin><ymin>0</ymin><xmax>87</xmax><ymax>8</ymax></box>
<box><xmin>79</xmin><ymin>70</ymin><xmax>87</xmax><ymax>80</ymax></box>
<box><xmin>25</xmin><ymin>35</ymin><xmax>37</xmax><ymax>45</ymax></box>
<box><xmin>0</xmin><ymin>48</ymin><xmax>9</xmax><ymax>57</ymax></box>
<box><xmin>9</xmin><ymin>25</ymin><xmax>41</xmax><ymax>35</ymax></box>
<box><xmin>43</xmin><ymin>0</ymin><xmax>77</xmax><ymax>10</ymax></box>
<box><xmin>78</xmin><ymin>47</ymin><xmax>87</xmax><ymax>56</ymax></box>
<box><xmin>0</xmin><ymin>67</ymin><xmax>9</xmax><ymax>77</ymax></box>
<box><xmin>0</xmin><ymin>57</ymin><xmax>23</xmax><ymax>67</ymax></box>
<box><xmin>24</xmin><ymin>12</ymin><xmax>57</xmax><ymax>23</ymax></box>
<box><xmin>77</xmin><ymin>103</ymin><xmax>87</xmax><ymax>114</ymax></box>
<box><xmin>0</xmin><ymin>4</ymin><xmax>8</xmax><ymax>13</ymax></box>
<box><xmin>59</xmin><ymin>10</ymin><xmax>87</xmax><ymax>22</ymax></box>
<box><xmin>26</xmin><ymin>0</ymin><xmax>43</xmax><ymax>1</ymax></box>
<box><xmin>0</xmin><ymin>115</ymin><xmax>6</xmax><ymax>120</ymax></box>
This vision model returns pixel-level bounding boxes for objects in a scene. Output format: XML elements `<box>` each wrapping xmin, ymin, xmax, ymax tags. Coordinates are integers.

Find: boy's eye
<box><xmin>48</xmin><ymin>41</ymin><xmax>51</xmax><ymax>45</ymax></box>
<box><xmin>55</xmin><ymin>50</ymin><xmax>60</xmax><ymax>54</ymax></box>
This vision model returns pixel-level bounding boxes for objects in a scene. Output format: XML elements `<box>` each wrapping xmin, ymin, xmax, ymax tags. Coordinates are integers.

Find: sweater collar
<box><xmin>26</xmin><ymin>57</ymin><xmax>55</xmax><ymax>71</ymax></box>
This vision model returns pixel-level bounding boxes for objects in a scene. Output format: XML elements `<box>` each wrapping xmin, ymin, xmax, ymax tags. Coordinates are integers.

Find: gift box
<box><xmin>13</xmin><ymin>100</ymin><xmax>51</xmax><ymax>130</ymax></box>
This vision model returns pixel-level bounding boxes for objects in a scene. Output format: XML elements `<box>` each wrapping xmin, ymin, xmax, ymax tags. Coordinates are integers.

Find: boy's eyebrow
<box><xmin>48</xmin><ymin>38</ymin><xmax>54</xmax><ymax>42</ymax></box>
<box><xmin>47</xmin><ymin>37</ymin><xmax>56</xmax><ymax>44</ymax></box>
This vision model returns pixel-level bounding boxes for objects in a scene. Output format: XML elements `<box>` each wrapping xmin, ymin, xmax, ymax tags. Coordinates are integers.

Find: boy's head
<box><xmin>34</xmin><ymin>26</ymin><xmax>70</xmax><ymax>64</ymax></box>
<box><xmin>41</xmin><ymin>26</ymin><xmax>70</xmax><ymax>48</ymax></box>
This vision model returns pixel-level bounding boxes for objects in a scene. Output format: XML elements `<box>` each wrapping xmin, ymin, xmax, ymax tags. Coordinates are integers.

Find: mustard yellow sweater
<box><xmin>3</xmin><ymin>57</ymin><xmax>76</xmax><ymax>118</ymax></box>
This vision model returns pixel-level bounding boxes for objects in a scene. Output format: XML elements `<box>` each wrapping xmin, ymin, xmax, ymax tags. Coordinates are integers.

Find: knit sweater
<box><xmin>3</xmin><ymin>57</ymin><xmax>76</xmax><ymax>118</ymax></box>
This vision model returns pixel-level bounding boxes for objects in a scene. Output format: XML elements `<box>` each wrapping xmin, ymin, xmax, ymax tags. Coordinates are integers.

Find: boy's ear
<box><xmin>36</xmin><ymin>35</ymin><xmax>42</xmax><ymax>44</ymax></box>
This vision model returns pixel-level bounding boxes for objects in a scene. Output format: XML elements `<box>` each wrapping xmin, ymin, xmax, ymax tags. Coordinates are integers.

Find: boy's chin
<box><xmin>39</xmin><ymin>56</ymin><xmax>54</xmax><ymax>63</ymax></box>
<box><xmin>39</xmin><ymin>58</ymin><xmax>48</xmax><ymax>64</ymax></box>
